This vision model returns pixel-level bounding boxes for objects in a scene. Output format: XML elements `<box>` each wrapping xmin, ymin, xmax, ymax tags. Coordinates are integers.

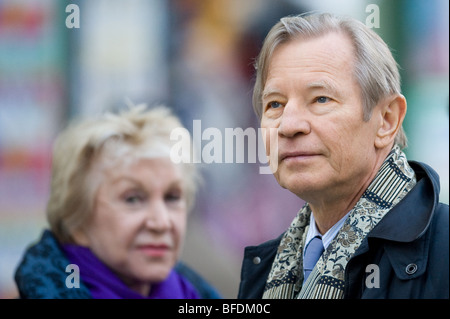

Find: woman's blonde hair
<box><xmin>46</xmin><ymin>105</ymin><xmax>198</xmax><ymax>243</ymax></box>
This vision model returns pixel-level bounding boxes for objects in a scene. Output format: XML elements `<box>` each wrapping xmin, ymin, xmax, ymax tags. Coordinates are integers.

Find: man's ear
<box><xmin>375</xmin><ymin>94</ymin><xmax>407</xmax><ymax>149</ymax></box>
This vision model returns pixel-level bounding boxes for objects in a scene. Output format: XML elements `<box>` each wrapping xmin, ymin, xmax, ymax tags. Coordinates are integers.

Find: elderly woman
<box><xmin>14</xmin><ymin>105</ymin><xmax>220</xmax><ymax>299</ymax></box>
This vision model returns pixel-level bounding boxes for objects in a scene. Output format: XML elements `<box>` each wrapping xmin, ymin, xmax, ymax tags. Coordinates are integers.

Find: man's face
<box><xmin>260</xmin><ymin>32</ymin><xmax>381</xmax><ymax>204</ymax></box>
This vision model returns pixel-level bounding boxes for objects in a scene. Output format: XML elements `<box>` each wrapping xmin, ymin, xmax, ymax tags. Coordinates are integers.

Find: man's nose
<box><xmin>278</xmin><ymin>100</ymin><xmax>311</xmax><ymax>138</ymax></box>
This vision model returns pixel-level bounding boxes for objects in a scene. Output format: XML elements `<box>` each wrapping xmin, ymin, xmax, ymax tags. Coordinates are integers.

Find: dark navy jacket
<box><xmin>238</xmin><ymin>162</ymin><xmax>449</xmax><ymax>299</ymax></box>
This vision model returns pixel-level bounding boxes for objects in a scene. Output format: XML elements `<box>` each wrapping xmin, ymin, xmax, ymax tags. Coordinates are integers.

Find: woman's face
<box><xmin>73</xmin><ymin>157</ymin><xmax>188</xmax><ymax>296</ymax></box>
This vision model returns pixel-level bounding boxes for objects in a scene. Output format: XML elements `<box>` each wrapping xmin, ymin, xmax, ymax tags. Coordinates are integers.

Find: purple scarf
<box><xmin>62</xmin><ymin>244</ymin><xmax>200</xmax><ymax>299</ymax></box>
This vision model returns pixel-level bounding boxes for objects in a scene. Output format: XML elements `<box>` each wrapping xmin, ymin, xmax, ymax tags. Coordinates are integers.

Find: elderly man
<box><xmin>238</xmin><ymin>13</ymin><xmax>449</xmax><ymax>299</ymax></box>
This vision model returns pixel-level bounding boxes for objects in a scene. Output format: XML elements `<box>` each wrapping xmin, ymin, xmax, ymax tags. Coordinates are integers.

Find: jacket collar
<box><xmin>366</xmin><ymin>161</ymin><xmax>440</xmax><ymax>243</ymax></box>
<box><xmin>247</xmin><ymin>161</ymin><xmax>440</xmax><ymax>254</ymax></box>
<box><xmin>14</xmin><ymin>230</ymin><xmax>92</xmax><ymax>298</ymax></box>
<box><xmin>349</xmin><ymin>161</ymin><xmax>441</xmax><ymax>282</ymax></box>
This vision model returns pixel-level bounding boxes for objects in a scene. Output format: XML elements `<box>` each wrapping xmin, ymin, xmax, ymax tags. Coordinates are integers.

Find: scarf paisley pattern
<box><xmin>262</xmin><ymin>145</ymin><xmax>416</xmax><ymax>299</ymax></box>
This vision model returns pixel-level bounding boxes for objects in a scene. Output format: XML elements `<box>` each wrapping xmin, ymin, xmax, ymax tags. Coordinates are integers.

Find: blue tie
<box><xmin>303</xmin><ymin>236</ymin><xmax>324</xmax><ymax>282</ymax></box>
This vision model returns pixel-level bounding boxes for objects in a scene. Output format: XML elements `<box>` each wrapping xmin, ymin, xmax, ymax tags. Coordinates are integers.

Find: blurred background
<box><xmin>0</xmin><ymin>0</ymin><xmax>448</xmax><ymax>298</ymax></box>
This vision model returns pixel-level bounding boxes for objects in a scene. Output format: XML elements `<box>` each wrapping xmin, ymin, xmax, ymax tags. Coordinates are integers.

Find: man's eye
<box><xmin>316</xmin><ymin>96</ymin><xmax>330</xmax><ymax>104</ymax></box>
<box><xmin>268</xmin><ymin>101</ymin><xmax>282</xmax><ymax>109</ymax></box>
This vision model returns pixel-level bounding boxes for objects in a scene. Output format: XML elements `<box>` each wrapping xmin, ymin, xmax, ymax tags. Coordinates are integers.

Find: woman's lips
<box><xmin>137</xmin><ymin>244</ymin><xmax>170</xmax><ymax>257</ymax></box>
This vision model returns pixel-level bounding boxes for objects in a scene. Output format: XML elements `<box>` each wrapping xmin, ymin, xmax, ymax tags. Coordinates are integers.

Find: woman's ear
<box><xmin>375</xmin><ymin>94</ymin><xmax>407</xmax><ymax>149</ymax></box>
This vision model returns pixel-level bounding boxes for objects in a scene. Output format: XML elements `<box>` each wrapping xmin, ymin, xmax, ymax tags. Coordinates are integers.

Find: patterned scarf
<box><xmin>262</xmin><ymin>145</ymin><xmax>416</xmax><ymax>299</ymax></box>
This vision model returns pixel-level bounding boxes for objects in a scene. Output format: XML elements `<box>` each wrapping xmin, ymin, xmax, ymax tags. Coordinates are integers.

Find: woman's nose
<box><xmin>145</xmin><ymin>200</ymin><xmax>171</xmax><ymax>232</ymax></box>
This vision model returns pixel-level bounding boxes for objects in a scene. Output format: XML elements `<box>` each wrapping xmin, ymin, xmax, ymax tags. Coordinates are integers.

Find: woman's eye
<box><xmin>268</xmin><ymin>101</ymin><xmax>282</xmax><ymax>109</ymax></box>
<box><xmin>316</xmin><ymin>96</ymin><xmax>330</xmax><ymax>104</ymax></box>
<box><xmin>165</xmin><ymin>192</ymin><xmax>181</xmax><ymax>202</ymax></box>
<box><xmin>124</xmin><ymin>194</ymin><xmax>144</xmax><ymax>205</ymax></box>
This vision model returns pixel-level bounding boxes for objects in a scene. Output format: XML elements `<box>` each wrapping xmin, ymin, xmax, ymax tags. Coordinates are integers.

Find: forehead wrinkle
<box><xmin>262</xmin><ymin>87</ymin><xmax>284</xmax><ymax>101</ymax></box>
<box><xmin>263</xmin><ymin>73</ymin><xmax>343</xmax><ymax>100</ymax></box>
<box><xmin>306</xmin><ymin>80</ymin><xmax>341</xmax><ymax>97</ymax></box>
<box><xmin>263</xmin><ymin>33</ymin><xmax>359</xmax><ymax>100</ymax></box>
<box><xmin>267</xmin><ymin>32</ymin><xmax>356</xmax><ymax>79</ymax></box>
<box><xmin>264</xmin><ymin>59</ymin><xmax>355</xmax><ymax>101</ymax></box>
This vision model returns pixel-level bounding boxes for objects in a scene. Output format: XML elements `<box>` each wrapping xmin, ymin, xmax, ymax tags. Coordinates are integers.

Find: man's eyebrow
<box><xmin>306</xmin><ymin>80</ymin><xmax>341</xmax><ymax>96</ymax></box>
<box><xmin>262</xmin><ymin>81</ymin><xmax>341</xmax><ymax>100</ymax></box>
<box><xmin>262</xmin><ymin>88</ymin><xmax>283</xmax><ymax>100</ymax></box>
